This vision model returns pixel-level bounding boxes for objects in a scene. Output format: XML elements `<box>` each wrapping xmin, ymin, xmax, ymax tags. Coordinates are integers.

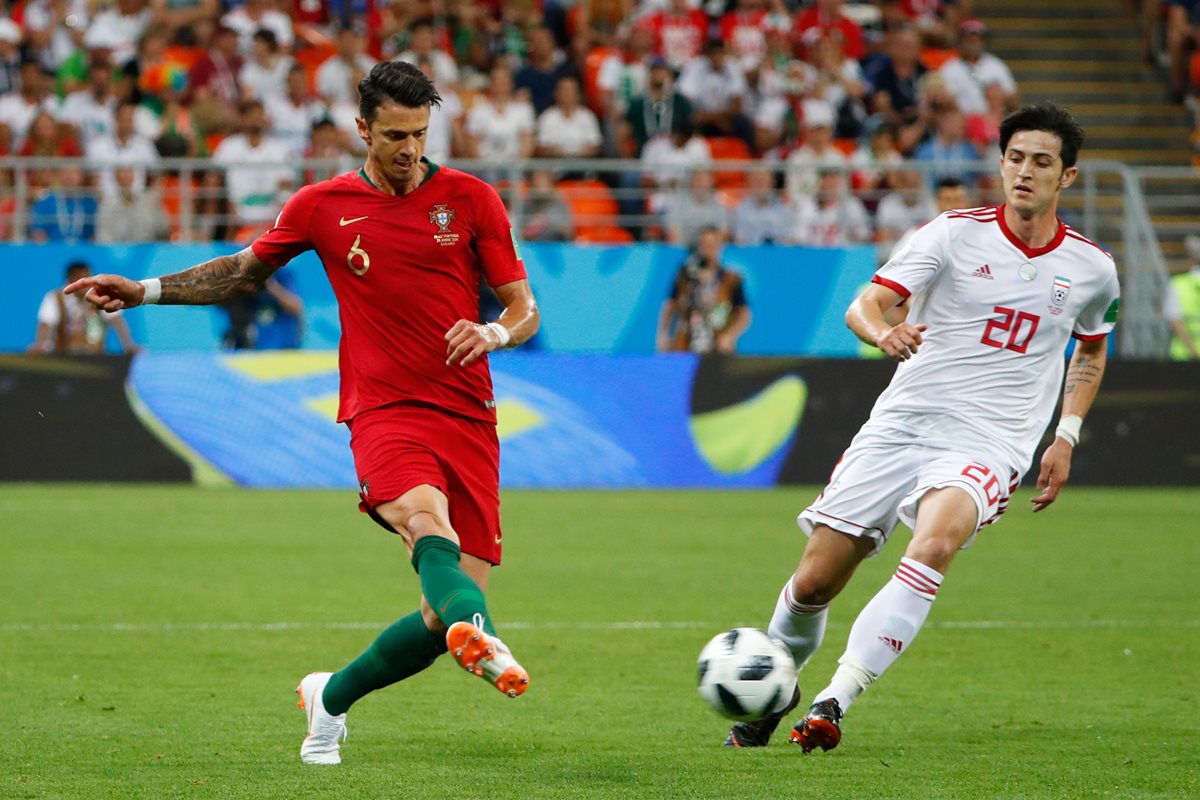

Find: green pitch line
<box><xmin>1</xmin><ymin>485</ymin><xmax>1196</xmax><ymax>799</ymax></box>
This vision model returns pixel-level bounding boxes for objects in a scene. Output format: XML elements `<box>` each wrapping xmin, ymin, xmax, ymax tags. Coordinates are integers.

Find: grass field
<box><xmin>2</xmin><ymin>485</ymin><xmax>1197</xmax><ymax>799</ymax></box>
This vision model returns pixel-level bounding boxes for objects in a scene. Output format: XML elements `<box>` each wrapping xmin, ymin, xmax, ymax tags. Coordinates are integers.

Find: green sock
<box><xmin>322</xmin><ymin>611</ymin><xmax>446</xmax><ymax>716</ymax></box>
<box><xmin>411</xmin><ymin>536</ymin><xmax>495</xmax><ymax>636</ymax></box>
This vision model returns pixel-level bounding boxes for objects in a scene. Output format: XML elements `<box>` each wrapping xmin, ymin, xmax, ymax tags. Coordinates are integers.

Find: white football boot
<box><xmin>296</xmin><ymin>671</ymin><xmax>348</xmax><ymax>765</ymax></box>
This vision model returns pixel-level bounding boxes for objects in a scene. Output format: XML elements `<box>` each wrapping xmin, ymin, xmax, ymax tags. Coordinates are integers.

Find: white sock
<box><xmin>813</xmin><ymin>557</ymin><xmax>943</xmax><ymax>712</ymax></box>
<box><xmin>767</xmin><ymin>578</ymin><xmax>828</xmax><ymax>671</ymax></box>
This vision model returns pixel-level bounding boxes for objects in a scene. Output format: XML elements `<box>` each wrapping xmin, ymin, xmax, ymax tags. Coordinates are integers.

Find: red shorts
<box><xmin>348</xmin><ymin>403</ymin><xmax>503</xmax><ymax>565</ymax></box>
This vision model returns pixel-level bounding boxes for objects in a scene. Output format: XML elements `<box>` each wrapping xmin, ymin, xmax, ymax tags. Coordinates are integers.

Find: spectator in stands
<box><xmin>791</xmin><ymin>167</ymin><xmax>871</xmax><ymax>246</ymax></box>
<box><xmin>398</xmin><ymin>18</ymin><xmax>459</xmax><ymax>89</ymax></box>
<box><xmin>643</xmin><ymin>0</ymin><xmax>709</xmax><ymax>71</ymax></box>
<box><xmin>515</xmin><ymin>25</ymin><xmax>574</xmax><ymax>116</ymax></box>
<box><xmin>30</xmin><ymin>260</ymin><xmax>139</xmax><ymax>354</ymax></box>
<box><xmin>60</xmin><ymin>57</ymin><xmax>117</xmax><ymax>142</ymax></box>
<box><xmin>733</xmin><ymin>167</ymin><xmax>790</xmax><ymax>245</ymax></box>
<box><xmin>28</xmin><ymin>165</ymin><xmax>97</xmax><ymax>243</ymax></box>
<box><xmin>304</xmin><ymin>117</ymin><xmax>357</xmax><ymax>180</ymax></box>
<box><xmin>222</xmin><ymin>0</ymin><xmax>294</xmax><ymax>55</ymax></box>
<box><xmin>316</xmin><ymin>27</ymin><xmax>377</xmax><ymax>107</ymax></box>
<box><xmin>595</xmin><ymin>23</ymin><xmax>654</xmax><ymax>133</ymax></box>
<box><xmin>677</xmin><ymin>37</ymin><xmax>753</xmax><ymax>149</ymax></box>
<box><xmin>1167</xmin><ymin>0</ymin><xmax>1200</xmax><ymax>104</ymax></box>
<box><xmin>18</xmin><ymin>110</ymin><xmax>81</xmax><ymax>191</ymax></box>
<box><xmin>0</xmin><ymin>19</ymin><xmax>22</xmax><ymax>97</ymax></box>
<box><xmin>807</xmin><ymin>31</ymin><xmax>868</xmax><ymax>140</ymax></box>
<box><xmin>465</xmin><ymin>63</ymin><xmax>535</xmax><ymax>161</ymax></box>
<box><xmin>239</xmin><ymin>28</ymin><xmax>292</xmax><ymax>103</ymax></box>
<box><xmin>416</xmin><ymin>57</ymin><xmax>464</xmax><ymax>163</ymax></box>
<box><xmin>87</xmin><ymin>100</ymin><xmax>159</xmax><ymax>199</ymax></box>
<box><xmin>1165</xmin><ymin>233</ymin><xmax>1200</xmax><ymax>359</ymax></box>
<box><xmin>848</xmin><ymin>121</ymin><xmax>903</xmax><ymax>205</ymax></box>
<box><xmin>912</xmin><ymin>104</ymin><xmax>980</xmax><ymax>189</ymax></box>
<box><xmin>266</xmin><ymin>64</ymin><xmax>326</xmax><ymax>157</ymax></box>
<box><xmin>888</xmin><ymin>174</ymin><xmax>969</xmax><ymax>259</ymax></box>
<box><xmin>874</xmin><ymin>166</ymin><xmax>936</xmax><ymax>256</ymax></box>
<box><xmin>792</xmin><ymin>0</ymin><xmax>865</xmax><ymax>62</ymax></box>
<box><xmin>221</xmin><ymin>268</ymin><xmax>305</xmax><ymax>350</ymax></box>
<box><xmin>150</xmin><ymin>0</ymin><xmax>220</xmax><ymax>47</ymax></box>
<box><xmin>878</xmin><ymin>0</ymin><xmax>964</xmax><ymax>48</ymax></box>
<box><xmin>665</xmin><ymin>168</ymin><xmax>731</xmax><ymax>247</ymax></box>
<box><xmin>865</xmin><ymin>25</ymin><xmax>927</xmax><ymax>152</ymax></box>
<box><xmin>516</xmin><ymin>168</ymin><xmax>575</xmax><ymax>242</ymax></box>
<box><xmin>86</xmin><ymin>0</ymin><xmax>151</xmax><ymax>68</ymax></box>
<box><xmin>752</xmin><ymin>59</ymin><xmax>805</xmax><ymax>156</ymax></box>
<box><xmin>938</xmin><ymin>19</ymin><xmax>1017</xmax><ymax>118</ymax></box>
<box><xmin>783</xmin><ymin>99</ymin><xmax>847</xmax><ymax>203</ymax></box>
<box><xmin>720</xmin><ymin>0</ymin><xmax>770</xmax><ymax>71</ymax></box>
<box><xmin>23</xmin><ymin>0</ymin><xmax>90</xmax><ymax>72</ymax></box>
<box><xmin>617</xmin><ymin>55</ymin><xmax>692</xmax><ymax>158</ymax></box>
<box><xmin>641</xmin><ymin>115</ymin><xmax>712</xmax><ymax>219</ymax></box>
<box><xmin>657</xmin><ymin>226</ymin><xmax>751</xmax><ymax>354</ymax></box>
<box><xmin>0</xmin><ymin>59</ymin><xmax>58</xmax><ymax>151</ymax></box>
<box><xmin>96</xmin><ymin>166</ymin><xmax>170</xmax><ymax>242</ymax></box>
<box><xmin>211</xmin><ymin>99</ymin><xmax>293</xmax><ymax>234</ymax></box>
<box><xmin>535</xmin><ymin>74</ymin><xmax>603</xmax><ymax>158</ymax></box>
<box><xmin>188</xmin><ymin>25</ymin><xmax>242</xmax><ymax>134</ymax></box>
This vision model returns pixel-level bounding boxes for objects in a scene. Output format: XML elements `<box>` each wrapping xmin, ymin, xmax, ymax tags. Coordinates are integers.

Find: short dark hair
<box><xmin>935</xmin><ymin>176</ymin><xmax>965</xmax><ymax>191</ymax></box>
<box><xmin>358</xmin><ymin>61</ymin><xmax>442</xmax><ymax>123</ymax></box>
<box><xmin>251</xmin><ymin>28</ymin><xmax>278</xmax><ymax>50</ymax></box>
<box><xmin>64</xmin><ymin>260</ymin><xmax>90</xmax><ymax>279</ymax></box>
<box><xmin>998</xmin><ymin>102</ymin><xmax>1085</xmax><ymax>169</ymax></box>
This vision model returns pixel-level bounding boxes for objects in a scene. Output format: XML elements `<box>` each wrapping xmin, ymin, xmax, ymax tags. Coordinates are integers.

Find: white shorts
<box><xmin>797</xmin><ymin>425</ymin><xmax>1021</xmax><ymax>557</ymax></box>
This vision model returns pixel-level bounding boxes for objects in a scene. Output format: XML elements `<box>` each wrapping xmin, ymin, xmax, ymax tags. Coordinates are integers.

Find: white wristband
<box><xmin>485</xmin><ymin>321</ymin><xmax>512</xmax><ymax>348</ymax></box>
<box><xmin>1055</xmin><ymin>415</ymin><xmax>1083</xmax><ymax>447</ymax></box>
<box><xmin>139</xmin><ymin>278</ymin><xmax>161</xmax><ymax>305</ymax></box>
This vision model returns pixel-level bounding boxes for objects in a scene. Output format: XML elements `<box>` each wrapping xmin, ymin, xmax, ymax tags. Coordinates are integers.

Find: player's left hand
<box><xmin>1031</xmin><ymin>437</ymin><xmax>1073</xmax><ymax>512</ymax></box>
<box><xmin>445</xmin><ymin>320</ymin><xmax>502</xmax><ymax>367</ymax></box>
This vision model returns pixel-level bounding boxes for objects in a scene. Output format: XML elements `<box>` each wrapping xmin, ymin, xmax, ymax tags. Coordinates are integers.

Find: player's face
<box><xmin>358</xmin><ymin>100</ymin><xmax>430</xmax><ymax>186</ymax></box>
<box><xmin>1000</xmin><ymin>129</ymin><xmax>1077</xmax><ymax>219</ymax></box>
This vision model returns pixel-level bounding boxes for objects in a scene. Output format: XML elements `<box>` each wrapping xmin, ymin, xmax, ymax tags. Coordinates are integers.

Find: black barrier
<box><xmin>0</xmin><ymin>354</ymin><xmax>191</xmax><ymax>482</ymax></box>
<box><xmin>690</xmin><ymin>357</ymin><xmax>1200</xmax><ymax>487</ymax></box>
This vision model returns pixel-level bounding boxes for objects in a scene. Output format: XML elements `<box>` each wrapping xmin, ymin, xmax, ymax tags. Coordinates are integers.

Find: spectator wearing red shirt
<box><xmin>643</xmin><ymin>0</ymin><xmax>710</xmax><ymax>70</ymax></box>
<box><xmin>792</xmin><ymin>0</ymin><xmax>865</xmax><ymax>61</ymax></box>
<box><xmin>720</xmin><ymin>0</ymin><xmax>770</xmax><ymax>70</ymax></box>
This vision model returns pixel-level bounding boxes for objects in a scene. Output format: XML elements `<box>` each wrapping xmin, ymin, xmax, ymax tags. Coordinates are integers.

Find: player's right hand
<box><xmin>875</xmin><ymin>323</ymin><xmax>927</xmax><ymax>361</ymax></box>
<box><xmin>63</xmin><ymin>274</ymin><xmax>144</xmax><ymax>312</ymax></box>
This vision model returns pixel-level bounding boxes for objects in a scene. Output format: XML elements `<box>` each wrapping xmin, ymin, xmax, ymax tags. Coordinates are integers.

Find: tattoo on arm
<box><xmin>160</xmin><ymin>249</ymin><xmax>277</xmax><ymax>305</ymax></box>
<box><xmin>1063</xmin><ymin>356</ymin><xmax>1103</xmax><ymax>395</ymax></box>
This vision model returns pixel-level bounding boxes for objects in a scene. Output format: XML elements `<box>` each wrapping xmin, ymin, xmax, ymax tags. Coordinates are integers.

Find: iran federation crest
<box><xmin>429</xmin><ymin>204</ymin><xmax>460</xmax><ymax>245</ymax></box>
<box><xmin>1051</xmin><ymin>276</ymin><xmax>1071</xmax><ymax>307</ymax></box>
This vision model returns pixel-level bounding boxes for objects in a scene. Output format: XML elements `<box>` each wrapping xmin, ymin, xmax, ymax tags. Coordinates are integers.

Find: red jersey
<box><xmin>644</xmin><ymin>10</ymin><xmax>710</xmax><ymax>69</ymax></box>
<box><xmin>791</xmin><ymin>7</ymin><xmax>865</xmax><ymax>60</ymax></box>
<box><xmin>251</xmin><ymin>162</ymin><xmax>527</xmax><ymax>425</ymax></box>
<box><xmin>719</xmin><ymin>9</ymin><xmax>768</xmax><ymax>66</ymax></box>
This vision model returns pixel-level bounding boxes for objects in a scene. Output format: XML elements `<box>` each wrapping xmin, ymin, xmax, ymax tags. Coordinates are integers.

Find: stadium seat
<box><xmin>556</xmin><ymin>179</ymin><xmax>630</xmax><ymax>242</ymax></box>
<box><xmin>706</xmin><ymin>137</ymin><xmax>753</xmax><ymax>190</ymax></box>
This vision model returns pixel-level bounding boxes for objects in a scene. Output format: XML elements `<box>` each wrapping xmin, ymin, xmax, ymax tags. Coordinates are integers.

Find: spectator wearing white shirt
<box><xmin>222</xmin><ymin>0</ymin><xmax>294</xmax><ymax>56</ymax></box>
<box><xmin>783</xmin><ymin>99</ymin><xmax>847</xmax><ymax>204</ymax></box>
<box><xmin>466</xmin><ymin>64</ymin><xmax>535</xmax><ymax>162</ymax></box>
<box><xmin>874</xmin><ymin>167</ymin><xmax>937</xmax><ymax>257</ymax></box>
<box><xmin>212</xmin><ymin>99</ymin><xmax>294</xmax><ymax>229</ymax></box>
<box><xmin>415</xmin><ymin>56</ymin><xmax>463</xmax><ymax>163</ymax></box>
<box><xmin>85</xmin><ymin>100</ymin><xmax>159</xmax><ymax>199</ymax></box>
<box><xmin>239</xmin><ymin>28</ymin><xmax>293</xmax><ymax>102</ymax></box>
<box><xmin>0</xmin><ymin>19</ymin><xmax>23</xmax><ymax>96</ymax></box>
<box><xmin>84</xmin><ymin>0</ymin><xmax>151</xmax><ymax>68</ymax></box>
<box><xmin>23</xmin><ymin>0</ymin><xmax>89</xmax><ymax>71</ymax></box>
<box><xmin>665</xmin><ymin>168</ymin><xmax>731</xmax><ymax>247</ymax></box>
<box><xmin>96</xmin><ymin>166</ymin><xmax>171</xmax><ymax>242</ymax></box>
<box><xmin>397</xmin><ymin>19</ymin><xmax>458</xmax><ymax>90</ymax></box>
<box><xmin>535</xmin><ymin>75</ymin><xmax>602</xmax><ymax>158</ymax></box>
<box><xmin>265</xmin><ymin>64</ymin><xmax>327</xmax><ymax>157</ymax></box>
<box><xmin>938</xmin><ymin>19</ymin><xmax>1018</xmax><ymax>117</ymax></box>
<box><xmin>733</xmin><ymin>168</ymin><xmax>791</xmax><ymax>245</ymax></box>
<box><xmin>316</xmin><ymin>27</ymin><xmax>376</xmax><ymax>106</ymax></box>
<box><xmin>595</xmin><ymin>24</ymin><xmax>653</xmax><ymax>126</ymax></box>
<box><xmin>61</xmin><ymin>59</ymin><xmax>118</xmax><ymax>142</ymax></box>
<box><xmin>0</xmin><ymin>60</ymin><xmax>61</xmax><ymax>150</ymax></box>
<box><xmin>791</xmin><ymin>168</ymin><xmax>871</xmax><ymax>246</ymax></box>
<box><xmin>677</xmin><ymin>37</ymin><xmax>752</xmax><ymax>148</ymax></box>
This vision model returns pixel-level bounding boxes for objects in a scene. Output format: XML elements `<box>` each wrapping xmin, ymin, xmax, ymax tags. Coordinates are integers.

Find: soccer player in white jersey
<box><xmin>724</xmin><ymin>103</ymin><xmax>1120</xmax><ymax>751</ymax></box>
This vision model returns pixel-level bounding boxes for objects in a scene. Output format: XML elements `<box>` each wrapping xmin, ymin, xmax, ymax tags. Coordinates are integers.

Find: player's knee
<box><xmin>790</xmin><ymin>572</ymin><xmax>842</xmax><ymax>607</ymax></box>
<box><xmin>406</xmin><ymin>511</ymin><xmax>459</xmax><ymax>545</ymax></box>
<box><xmin>905</xmin><ymin>537</ymin><xmax>958</xmax><ymax>573</ymax></box>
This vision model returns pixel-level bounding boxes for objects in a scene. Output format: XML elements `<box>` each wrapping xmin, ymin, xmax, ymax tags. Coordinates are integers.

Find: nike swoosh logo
<box><xmin>339</xmin><ymin>216</ymin><xmax>368</xmax><ymax>226</ymax></box>
<box><xmin>439</xmin><ymin>591</ymin><xmax>462</xmax><ymax>616</ymax></box>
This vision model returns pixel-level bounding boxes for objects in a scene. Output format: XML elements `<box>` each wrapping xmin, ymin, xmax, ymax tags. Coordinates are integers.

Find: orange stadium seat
<box><xmin>556</xmin><ymin>179</ymin><xmax>631</xmax><ymax>242</ymax></box>
<box><xmin>582</xmin><ymin>46</ymin><xmax>618</xmax><ymax>116</ymax></box>
<box><xmin>294</xmin><ymin>44</ymin><xmax>337</xmax><ymax>94</ymax></box>
<box><xmin>832</xmin><ymin>138</ymin><xmax>858</xmax><ymax>156</ymax></box>
<box><xmin>706</xmin><ymin>136</ymin><xmax>752</xmax><ymax>190</ymax></box>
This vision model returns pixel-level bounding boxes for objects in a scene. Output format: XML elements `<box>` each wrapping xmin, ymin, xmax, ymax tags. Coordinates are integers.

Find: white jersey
<box><xmin>868</xmin><ymin>205</ymin><xmax>1120</xmax><ymax>473</ymax></box>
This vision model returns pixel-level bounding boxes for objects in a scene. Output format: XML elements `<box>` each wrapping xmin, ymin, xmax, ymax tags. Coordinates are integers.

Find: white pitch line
<box><xmin>0</xmin><ymin>620</ymin><xmax>1197</xmax><ymax>634</ymax></box>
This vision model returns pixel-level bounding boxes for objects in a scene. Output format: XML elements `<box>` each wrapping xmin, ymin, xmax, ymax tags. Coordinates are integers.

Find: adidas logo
<box><xmin>971</xmin><ymin>264</ymin><xmax>994</xmax><ymax>279</ymax></box>
<box><xmin>878</xmin><ymin>635</ymin><xmax>904</xmax><ymax>654</ymax></box>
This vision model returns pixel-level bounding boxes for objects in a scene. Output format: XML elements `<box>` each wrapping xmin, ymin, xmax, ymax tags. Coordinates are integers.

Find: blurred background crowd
<box><xmin>0</xmin><ymin>0</ymin><xmax>1195</xmax><ymax>250</ymax></box>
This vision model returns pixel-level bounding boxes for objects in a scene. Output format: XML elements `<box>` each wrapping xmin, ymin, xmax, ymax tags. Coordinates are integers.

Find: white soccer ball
<box><xmin>697</xmin><ymin>627</ymin><xmax>796</xmax><ymax>722</ymax></box>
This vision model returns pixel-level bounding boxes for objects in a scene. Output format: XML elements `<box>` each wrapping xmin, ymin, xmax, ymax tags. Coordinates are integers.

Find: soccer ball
<box><xmin>696</xmin><ymin>627</ymin><xmax>796</xmax><ymax>722</ymax></box>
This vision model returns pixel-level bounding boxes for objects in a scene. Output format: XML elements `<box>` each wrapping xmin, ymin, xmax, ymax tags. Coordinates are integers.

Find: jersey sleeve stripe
<box><xmin>871</xmin><ymin>275</ymin><xmax>912</xmax><ymax>298</ymax></box>
<box><xmin>1071</xmin><ymin>331</ymin><xmax>1109</xmax><ymax>341</ymax></box>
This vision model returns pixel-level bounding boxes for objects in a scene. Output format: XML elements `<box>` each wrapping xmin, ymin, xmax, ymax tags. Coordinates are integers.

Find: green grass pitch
<box><xmin>2</xmin><ymin>485</ymin><xmax>1197</xmax><ymax>799</ymax></box>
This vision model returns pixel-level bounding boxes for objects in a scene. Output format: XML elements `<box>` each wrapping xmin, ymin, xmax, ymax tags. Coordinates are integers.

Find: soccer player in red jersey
<box><xmin>65</xmin><ymin>61</ymin><xmax>540</xmax><ymax>765</ymax></box>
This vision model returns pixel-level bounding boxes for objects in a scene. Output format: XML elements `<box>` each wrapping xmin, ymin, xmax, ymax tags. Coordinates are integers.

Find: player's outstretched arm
<box><xmin>64</xmin><ymin>248</ymin><xmax>280</xmax><ymax>311</ymax></box>
<box><xmin>846</xmin><ymin>283</ymin><xmax>927</xmax><ymax>361</ymax></box>
<box><xmin>1031</xmin><ymin>337</ymin><xmax>1108</xmax><ymax>512</ymax></box>
<box><xmin>445</xmin><ymin>279</ymin><xmax>539</xmax><ymax>367</ymax></box>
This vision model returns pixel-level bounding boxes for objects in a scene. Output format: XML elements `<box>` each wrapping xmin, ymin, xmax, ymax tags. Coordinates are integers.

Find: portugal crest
<box><xmin>429</xmin><ymin>204</ymin><xmax>460</xmax><ymax>245</ymax></box>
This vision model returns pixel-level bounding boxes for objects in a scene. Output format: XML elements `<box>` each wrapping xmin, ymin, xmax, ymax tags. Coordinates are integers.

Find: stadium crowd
<box><xmin>0</xmin><ymin>0</ymin><xmax>1105</xmax><ymax>249</ymax></box>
